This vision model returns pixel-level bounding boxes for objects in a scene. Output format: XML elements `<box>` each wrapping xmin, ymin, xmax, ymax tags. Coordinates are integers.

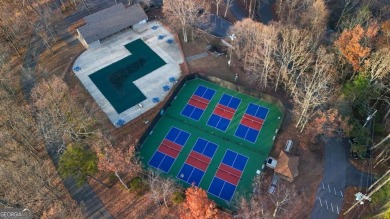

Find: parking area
<box><xmin>313</xmin><ymin>182</ymin><xmax>344</xmax><ymax>216</ymax></box>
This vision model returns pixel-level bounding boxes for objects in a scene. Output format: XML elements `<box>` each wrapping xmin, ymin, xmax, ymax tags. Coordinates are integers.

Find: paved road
<box><xmin>227</xmin><ymin>0</ymin><xmax>275</xmax><ymax>25</ymax></box>
<box><xmin>197</xmin><ymin>14</ymin><xmax>232</xmax><ymax>38</ymax></box>
<box><xmin>310</xmin><ymin>137</ymin><xmax>374</xmax><ymax>219</ymax></box>
<box><xmin>227</xmin><ymin>0</ymin><xmax>248</xmax><ymax>20</ymax></box>
<box><xmin>256</xmin><ymin>0</ymin><xmax>275</xmax><ymax>24</ymax></box>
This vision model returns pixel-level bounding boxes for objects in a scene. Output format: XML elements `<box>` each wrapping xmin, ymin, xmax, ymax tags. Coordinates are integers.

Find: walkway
<box><xmin>310</xmin><ymin>137</ymin><xmax>373</xmax><ymax>219</ymax></box>
<box><xmin>186</xmin><ymin>52</ymin><xmax>209</xmax><ymax>62</ymax></box>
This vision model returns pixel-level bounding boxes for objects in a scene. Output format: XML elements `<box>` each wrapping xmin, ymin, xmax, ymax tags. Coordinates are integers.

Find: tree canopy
<box><xmin>180</xmin><ymin>186</ymin><xmax>218</xmax><ymax>219</ymax></box>
<box><xmin>58</xmin><ymin>144</ymin><xmax>98</xmax><ymax>186</ymax></box>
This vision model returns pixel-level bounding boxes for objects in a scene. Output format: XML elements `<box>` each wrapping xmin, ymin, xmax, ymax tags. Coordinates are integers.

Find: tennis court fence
<box><xmin>136</xmin><ymin>73</ymin><xmax>286</xmax><ymax>150</ymax></box>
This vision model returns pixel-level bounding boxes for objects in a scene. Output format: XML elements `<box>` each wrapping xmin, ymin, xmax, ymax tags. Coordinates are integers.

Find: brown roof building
<box><xmin>274</xmin><ymin>151</ymin><xmax>299</xmax><ymax>182</ymax></box>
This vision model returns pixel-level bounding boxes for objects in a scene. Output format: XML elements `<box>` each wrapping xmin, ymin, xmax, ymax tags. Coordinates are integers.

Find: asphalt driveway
<box><xmin>310</xmin><ymin>137</ymin><xmax>373</xmax><ymax>219</ymax></box>
<box><xmin>227</xmin><ymin>0</ymin><xmax>248</xmax><ymax>20</ymax></box>
<box><xmin>197</xmin><ymin>14</ymin><xmax>232</xmax><ymax>38</ymax></box>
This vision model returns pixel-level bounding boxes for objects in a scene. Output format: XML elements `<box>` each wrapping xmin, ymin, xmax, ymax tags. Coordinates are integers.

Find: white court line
<box><xmin>337</xmin><ymin>206</ymin><xmax>340</xmax><ymax>214</ymax></box>
<box><xmin>340</xmin><ymin>190</ymin><xmax>343</xmax><ymax>197</ymax></box>
<box><xmin>334</xmin><ymin>187</ymin><xmax>337</xmax><ymax>196</ymax></box>
<box><xmin>318</xmin><ymin>197</ymin><xmax>322</xmax><ymax>207</ymax></box>
<box><xmin>322</xmin><ymin>182</ymin><xmax>325</xmax><ymax>190</ymax></box>
<box><xmin>331</xmin><ymin>202</ymin><xmax>334</xmax><ymax>212</ymax></box>
<box><xmin>325</xmin><ymin>200</ymin><xmax>328</xmax><ymax>210</ymax></box>
<box><xmin>328</xmin><ymin>184</ymin><xmax>331</xmax><ymax>193</ymax></box>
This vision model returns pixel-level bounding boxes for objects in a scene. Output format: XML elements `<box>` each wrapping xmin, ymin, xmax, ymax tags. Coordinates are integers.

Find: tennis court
<box><xmin>139</xmin><ymin>78</ymin><xmax>283</xmax><ymax>208</ymax></box>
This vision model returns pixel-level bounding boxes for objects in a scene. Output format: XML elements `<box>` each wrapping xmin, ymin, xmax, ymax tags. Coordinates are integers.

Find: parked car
<box><xmin>285</xmin><ymin>140</ymin><xmax>293</xmax><ymax>152</ymax></box>
<box><xmin>266</xmin><ymin>157</ymin><xmax>277</xmax><ymax>169</ymax></box>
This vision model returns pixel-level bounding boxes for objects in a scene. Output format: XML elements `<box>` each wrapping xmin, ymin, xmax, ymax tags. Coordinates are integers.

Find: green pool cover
<box><xmin>89</xmin><ymin>39</ymin><xmax>166</xmax><ymax>113</ymax></box>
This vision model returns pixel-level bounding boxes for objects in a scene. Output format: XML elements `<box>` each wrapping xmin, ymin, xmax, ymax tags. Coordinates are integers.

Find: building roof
<box><xmin>77</xmin><ymin>3</ymin><xmax>148</xmax><ymax>44</ymax></box>
<box><xmin>274</xmin><ymin>151</ymin><xmax>299</xmax><ymax>182</ymax></box>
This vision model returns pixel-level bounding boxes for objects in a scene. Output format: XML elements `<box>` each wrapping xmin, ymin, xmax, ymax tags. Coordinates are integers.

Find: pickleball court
<box><xmin>139</xmin><ymin>78</ymin><xmax>283</xmax><ymax>208</ymax></box>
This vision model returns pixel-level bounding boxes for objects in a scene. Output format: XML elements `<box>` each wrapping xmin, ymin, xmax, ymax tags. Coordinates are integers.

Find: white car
<box><xmin>266</xmin><ymin>157</ymin><xmax>277</xmax><ymax>169</ymax></box>
<box><xmin>285</xmin><ymin>140</ymin><xmax>293</xmax><ymax>152</ymax></box>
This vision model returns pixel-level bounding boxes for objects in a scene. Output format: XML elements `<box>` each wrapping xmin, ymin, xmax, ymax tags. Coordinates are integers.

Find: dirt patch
<box><xmin>180</xmin><ymin>35</ymin><xmax>240</xmax><ymax>82</ymax></box>
<box><xmin>38</xmin><ymin>39</ymin><xmax>85</xmax><ymax>79</ymax></box>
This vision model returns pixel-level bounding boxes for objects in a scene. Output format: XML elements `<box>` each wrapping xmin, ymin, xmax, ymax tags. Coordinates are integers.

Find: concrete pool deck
<box><xmin>73</xmin><ymin>21</ymin><xmax>183</xmax><ymax>127</ymax></box>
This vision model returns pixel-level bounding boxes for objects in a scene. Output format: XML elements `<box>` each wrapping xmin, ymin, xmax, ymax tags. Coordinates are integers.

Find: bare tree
<box><xmin>244</xmin><ymin>23</ymin><xmax>278</xmax><ymax>89</ymax></box>
<box><xmin>41</xmin><ymin>202</ymin><xmax>83</xmax><ymax>219</ymax></box>
<box><xmin>235</xmin><ymin>197</ymin><xmax>265</xmax><ymax>219</ymax></box>
<box><xmin>230</xmin><ymin>19</ymin><xmax>264</xmax><ymax>63</ymax></box>
<box><xmin>371</xmin><ymin>132</ymin><xmax>390</xmax><ymax>168</ymax></box>
<box><xmin>93</xmin><ymin>134</ymin><xmax>141</xmax><ymax>189</ymax></box>
<box><xmin>336</xmin><ymin>0</ymin><xmax>368</xmax><ymax>31</ymax></box>
<box><xmin>0</xmin><ymin>21</ymin><xmax>21</xmax><ymax>56</ymax></box>
<box><xmin>31</xmin><ymin>76</ymin><xmax>97</xmax><ymax>153</ymax></box>
<box><xmin>214</xmin><ymin>0</ymin><xmax>223</xmax><ymax>16</ymax></box>
<box><xmin>0</xmin><ymin>80</ymin><xmax>83</xmax><ymax>218</ymax></box>
<box><xmin>301</xmin><ymin>0</ymin><xmax>329</xmax><ymax>38</ymax></box>
<box><xmin>364</xmin><ymin>47</ymin><xmax>390</xmax><ymax>83</ymax></box>
<box><xmin>275</xmin><ymin>0</ymin><xmax>312</xmax><ymax>25</ymax></box>
<box><xmin>163</xmin><ymin>0</ymin><xmax>207</xmax><ymax>42</ymax></box>
<box><xmin>224</xmin><ymin>0</ymin><xmax>233</xmax><ymax>17</ymax></box>
<box><xmin>147</xmin><ymin>170</ymin><xmax>177</xmax><ymax>207</ymax></box>
<box><xmin>235</xmin><ymin>175</ymin><xmax>271</xmax><ymax>218</ymax></box>
<box><xmin>274</xmin><ymin>27</ymin><xmax>315</xmax><ymax>92</ymax></box>
<box><xmin>292</xmin><ymin>47</ymin><xmax>337</xmax><ymax>131</ymax></box>
<box><xmin>372</xmin><ymin>133</ymin><xmax>390</xmax><ymax>150</ymax></box>
<box><xmin>269</xmin><ymin>183</ymin><xmax>296</xmax><ymax>217</ymax></box>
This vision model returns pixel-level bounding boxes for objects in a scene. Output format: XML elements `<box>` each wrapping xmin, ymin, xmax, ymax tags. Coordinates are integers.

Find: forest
<box><xmin>0</xmin><ymin>0</ymin><xmax>389</xmax><ymax>218</ymax></box>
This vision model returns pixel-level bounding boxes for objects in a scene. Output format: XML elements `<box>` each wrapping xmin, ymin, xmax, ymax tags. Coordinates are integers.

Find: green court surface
<box><xmin>89</xmin><ymin>39</ymin><xmax>166</xmax><ymax>113</ymax></box>
<box><xmin>139</xmin><ymin>78</ymin><xmax>283</xmax><ymax>209</ymax></box>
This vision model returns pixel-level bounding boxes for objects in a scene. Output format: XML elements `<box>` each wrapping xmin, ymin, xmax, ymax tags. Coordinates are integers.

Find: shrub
<box><xmin>106</xmin><ymin>172</ymin><xmax>118</xmax><ymax>185</ymax></box>
<box><xmin>171</xmin><ymin>190</ymin><xmax>185</xmax><ymax>204</ymax></box>
<box><xmin>128</xmin><ymin>176</ymin><xmax>148</xmax><ymax>194</ymax></box>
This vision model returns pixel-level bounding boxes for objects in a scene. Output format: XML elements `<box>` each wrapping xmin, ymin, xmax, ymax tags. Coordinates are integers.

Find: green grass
<box><xmin>139</xmin><ymin>79</ymin><xmax>283</xmax><ymax>209</ymax></box>
<box><xmin>89</xmin><ymin>39</ymin><xmax>166</xmax><ymax>113</ymax></box>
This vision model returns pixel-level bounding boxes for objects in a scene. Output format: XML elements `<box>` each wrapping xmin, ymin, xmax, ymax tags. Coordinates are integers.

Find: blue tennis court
<box><xmin>234</xmin><ymin>103</ymin><xmax>268</xmax><ymax>143</ymax></box>
<box><xmin>181</xmin><ymin>85</ymin><xmax>216</xmax><ymax>120</ymax></box>
<box><xmin>148</xmin><ymin>127</ymin><xmax>190</xmax><ymax>172</ymax></box>
<box><xmin>194</xmin><ymin>85</ymin><xmax>216</xmax><ymax>99</ymax></box>
<box><xmin>207</xmin><ymin>94</ymin><xmax>241</xmax><ymax>131</ymax></box>
<box><xmin>235</xmin><ymin>124</ymin><xmax>259</xmax><ymax>143</ymax></box>
<box><xmin>208</xmin><ymin>150</ymin><xmax>248</xmax><ymax>202</ymax></box>
<box><xmin>221</xmin><ymin>150</ymin><xmax>248</xmax><ymax>171</ymax></box>
<box><xmin>177</xmin><ymin>138</ymin><xmax>218</xmax><ymax>186</ymax></box>
<box><xmin>246</xmin><ymin>103</ymin><xmax>269</xmax><ymax>120</ymax></box>
<box><xmin>192</xmin><ymin>138</ymin><xmax>218</xmax><ymax>157</ymax></box>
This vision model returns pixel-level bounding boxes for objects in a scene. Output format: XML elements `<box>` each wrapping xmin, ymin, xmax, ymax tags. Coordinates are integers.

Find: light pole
<box><xmin>228</xmin><ymin>33</ymin><xmax>236</xmax><ymax>67</ymax></box>
<box><xmin>363</xmin><ymin>110</ymin><xmax>377</xmax><ymax>127</ymax></box>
